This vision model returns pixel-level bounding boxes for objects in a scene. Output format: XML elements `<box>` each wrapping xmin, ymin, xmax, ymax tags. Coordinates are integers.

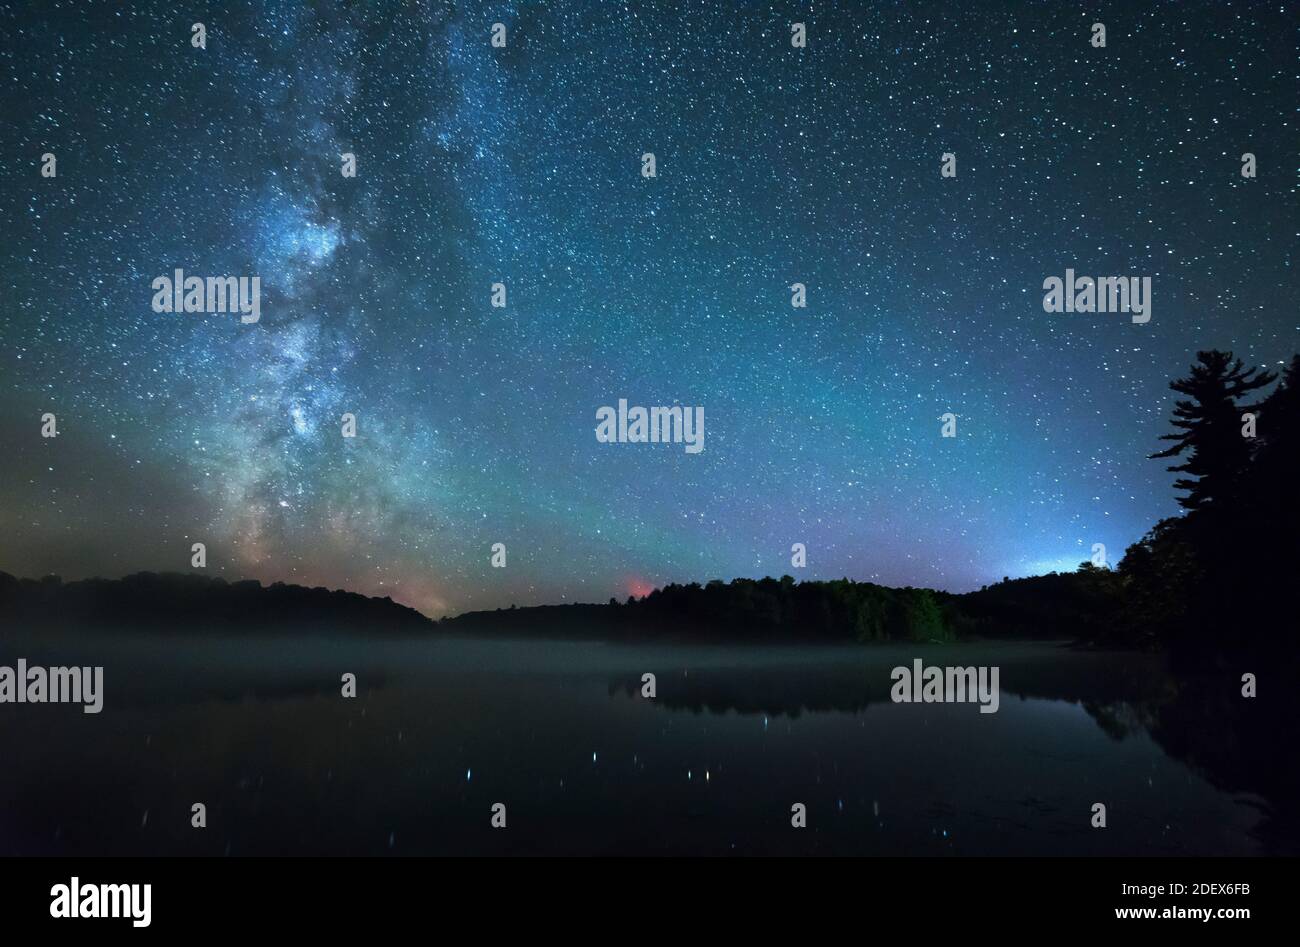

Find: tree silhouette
<box><xmin>1247</xmin><ymin>354</ymin><xmax>1300</xmax><ymax>594</ymax></box>
<box><xmin>1256</xmin><ymin>354</ymin><xmax>1300</xmax><ymax>494</ymax></box>
<box><xmin>1151</xmin><ymin>351</ymin><xmax>1275</xmax><ymax>511</ymax></box>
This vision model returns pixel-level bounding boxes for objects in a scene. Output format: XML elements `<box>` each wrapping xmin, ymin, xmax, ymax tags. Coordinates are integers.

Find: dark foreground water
<box><xmin>0</xmin><ymin>634</ymin><xmax>1287</xmax><ymax>855</ymax></box>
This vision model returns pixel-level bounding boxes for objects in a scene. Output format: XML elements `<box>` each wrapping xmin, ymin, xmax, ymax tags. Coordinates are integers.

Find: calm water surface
<box><xmin>0</xmin><ymin>634</ymin><xmax>1278</xmax><ymax>855</ymax></box>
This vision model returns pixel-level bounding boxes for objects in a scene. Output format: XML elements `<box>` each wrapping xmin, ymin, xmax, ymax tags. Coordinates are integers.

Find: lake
<box><xmin>0</xmin><ymin>634</ymin><xmax>1285</xmax><ymax>856</ymax></box>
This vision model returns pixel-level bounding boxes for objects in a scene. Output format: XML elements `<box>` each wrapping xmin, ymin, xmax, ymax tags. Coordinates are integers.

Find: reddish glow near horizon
<box><xmin>625</xmin><ymin>578</ymin><xmax>656</xmax><ymax>600</ymax></box>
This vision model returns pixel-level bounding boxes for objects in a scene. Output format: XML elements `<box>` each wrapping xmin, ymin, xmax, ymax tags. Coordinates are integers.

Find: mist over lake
<box><xmin>0</xmin><ymin>632</ymin><xmax>1278</xmax><ymax>857</ymax></box>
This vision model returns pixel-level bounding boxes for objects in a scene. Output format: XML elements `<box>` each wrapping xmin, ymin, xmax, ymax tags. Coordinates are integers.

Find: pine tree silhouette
<box><xmin>1151</xmin><ymin>350</ymin><xmax>1275</xmax><ymax>511</ymax></box>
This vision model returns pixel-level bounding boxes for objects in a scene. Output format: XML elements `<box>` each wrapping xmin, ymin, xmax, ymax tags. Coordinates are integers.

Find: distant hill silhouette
<box><xmin>0</xmin><ymin>571</ymin><xmax>433</xmax><ymax>634</ymax></box>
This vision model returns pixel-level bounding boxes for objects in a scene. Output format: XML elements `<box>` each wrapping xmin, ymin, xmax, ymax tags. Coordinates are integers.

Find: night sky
<box><xmin>1</xmin><ymin>1</ymin><xmax>1294</xmax><ymax>617</ymax></box>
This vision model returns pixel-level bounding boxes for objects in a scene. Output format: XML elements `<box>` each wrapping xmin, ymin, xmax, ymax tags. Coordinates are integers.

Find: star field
<box><xmin>1</xmin><ymin>1</ymin><xmax>1295</xmax><ymax>616</ymax></box>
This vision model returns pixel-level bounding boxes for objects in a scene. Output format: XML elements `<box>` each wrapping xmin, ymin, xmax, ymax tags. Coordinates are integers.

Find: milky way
<box><xmin>1</xmin><ymin>1</ymin><xmax>1295</xmax><ymax>616</ymax></box>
